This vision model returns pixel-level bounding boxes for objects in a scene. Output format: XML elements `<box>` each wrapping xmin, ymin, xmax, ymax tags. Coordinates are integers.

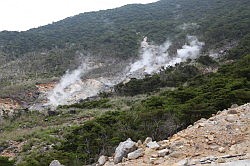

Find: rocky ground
<box><xmin>97</xmin><ymin>103</ymin><xmax>250</xmax><ymax>166</ymax></box>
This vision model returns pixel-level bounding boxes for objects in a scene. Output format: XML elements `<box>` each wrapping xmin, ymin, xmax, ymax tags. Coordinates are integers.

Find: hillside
<box><xmin>0</xmin><ymin>0</ymin><xmax>249</xmax><ymax>105</ymax></box>
<box><xmin>0</xmin><ymin>0</ymin><xmax>249</xmax><ymax>165</ymax></box>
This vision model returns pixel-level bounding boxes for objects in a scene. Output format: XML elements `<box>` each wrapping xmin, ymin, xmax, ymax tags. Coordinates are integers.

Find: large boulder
<box><xmin>114</xmin><ymin>138</ymin><xmax>137</xmax><ymax>164</ymax></box>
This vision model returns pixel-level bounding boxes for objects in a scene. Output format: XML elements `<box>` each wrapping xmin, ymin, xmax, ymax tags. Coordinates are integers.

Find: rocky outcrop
<box><xmin>102</xmin><ymin>103</ymin><xmax>250</xmax><ymax>165</ymax></box>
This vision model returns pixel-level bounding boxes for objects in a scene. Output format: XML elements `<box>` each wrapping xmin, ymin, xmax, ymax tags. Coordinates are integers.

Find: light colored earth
<box><xmin>104</xmin><ymin>103</ymin><xmax>250</xmax><ymax>166</ymax></box>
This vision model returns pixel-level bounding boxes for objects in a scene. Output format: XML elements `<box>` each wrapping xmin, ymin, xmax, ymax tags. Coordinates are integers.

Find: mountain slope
<box><xmin>0</xmin><ymin>0</ymin><xmax>249</xmax><ymax>165</ymax></box>
<box><xmin>0</xmin><ymin>0</ymin><xmax>249</xmax><ymax>104</ymax></box>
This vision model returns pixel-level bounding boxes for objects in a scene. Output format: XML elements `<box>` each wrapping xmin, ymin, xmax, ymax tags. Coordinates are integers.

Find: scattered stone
<box><xmin>151</xmin><ymin>153</ymin><xmax>158</xmax><ymax>158</ymax></box>
<box><xmin>97</xmin><ymin>155</ymin><xmax>107</xmax><ymax>166</ymax></box>
<box><xmin>218</xmin><ymin>147</ymin><xmax>226</xmax><ymax>153</ymax></box>
<box><xmin>199</xmin><ymin>123</ymin><xmax>205</xmax><ymax>127</ymax></box>
<box><xmin>136</xmin><ymin>140</ymin><xmax>142</xmax><ymax>147</ymax></box>
<box><xmin>150</xmin><ymin>157</ymin><xmax>157</xmax><ymax>164</ymax></box>
<box><xmin>228</xmin><ymin>109</ymin><xmax>238</xmax><ymax>114</ymax></box>
<box><xmin>127</xmin><ymin>148</ymin><xmax>144</xmax><ymax>160</ymax></box>
<box><xmin>158</xmin><ymin>149</ymin><xmax>169</xmax><ymax>157</ymax></box>
<box><xmin>225</xmin><ymin>115</ymin><xmax>238</xmax><ymax>122</ymax></box>
<box><xmin>143</xmin><ymin>156</ymin><xmax>150</xmax><ymax>164</ymax></box>
<box><xmin>169</xmin><ymin>152</ymin><xmax>184</xmax><ymax>158</ymax></box>
<box><xmin>143</xmin><ymin>137</ymin><xmax>152</xmax><ymax>145</ymax></box>
<box><xmin>217</xmin><ymin>111</ymin><xmax>222</xmax><ymax>115</ymax></box>
<box><xmin>122</xmin><ymin>157</ymin><xmax>128</xmax><ymax>162</ymax></box>
<box><xmin>154</xmin><ymin>158</ymin><xmax>165</xmax><ymax>165</ymax></box>
<box><xmin>231</xmin><ymin>104</ymin><xmax>238</xmax><ymax>108</ymax></box>
<box><xmin>208</xmin><ymin>135</ymin><xmax>214</xmax><ymax>141</ymax></box>
<box><xmin>114</xmin><ymin>138</ymin><xmax>137</xmax><ymax>164</ymax></box>
<box><xmin>158</xmin><ymin>144</ymin><xmax>169</xmax><ymax>150</ymax></box>
<box><xmin>216</xmin><ymin>159</ymin><xmax>250</xmax><ymax>166</ymax></box>
<box><xmin>176</xmin><ymin>158</ymin><xmax>188</xmax><ymax>166</ymax></box>
<box><xmin>147</xmin><ymin>141</ymin><xmax>160</xmax><ymax>149</ymax></box>
<box><xmin>229</xmin><ymin>145</ymin><xmax>236</xmax><ymax>152</ymax></box>
<box><xmin>108</xmin><ymin>157</ymin><xmax>113</xmax><ymax>162</ymax></box>
<box><xmin>217</xmin><ymin>157</ymin><xmax>226</xmax><ymax>163</ymax></box>
<box><xmin>197</xmin><ymin>118</ymin><xmax>207</xmax><ymax>123</ymax></box>
<box><xmin>209</xmin><ymin>117</ymin><xmax>215</xmax><ymax>122</ymax></box>
<box><xmin>49</xmin><ymin>160</ymin><xmax>64</xmax><ymax>166</ymax></box>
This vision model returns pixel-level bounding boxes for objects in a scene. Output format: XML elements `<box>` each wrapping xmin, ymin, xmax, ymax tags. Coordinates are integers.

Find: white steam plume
<box><xmin>129</xmin><ymin>37</ymin><xmax>171</xmax><ymax>74</ymax></box>
<box><xmin>129</xmin><ymin>36</ymin><xmax>204</xmax><ymax>75</ymax></box>
<box><xmin>47</xmin><ymin>62</ymin><xmax>97</xmax><ymax>106</ymax></box>
<box><xmin>45</xmin><ymin>35</ymin><xmax>204</xmax><ymax>107</ymax></box>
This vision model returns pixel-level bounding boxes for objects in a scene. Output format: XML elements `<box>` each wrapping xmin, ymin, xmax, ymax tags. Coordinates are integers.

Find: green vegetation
<box><xmin>0</xmin><ymin>156</ymin><xmax>15</xmax><ymax>166</ymax></box>
<box><xmin>60</xmin><ymin>98</ymin><xmax>112</xmax><ymax>109</ymax></box>
<box><xmin>0</xmin><ymin>0</ymin><xmax>249</xmax><ymax>165</ymax></box>
<box><xmin>115</xmin><ymin>63</ymin><xmax>200</xmax><ymax>96</ymax></box>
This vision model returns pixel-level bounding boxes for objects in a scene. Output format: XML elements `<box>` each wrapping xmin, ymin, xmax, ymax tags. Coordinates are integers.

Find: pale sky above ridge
<box><xmin>0</xmin><ymin>0</ymin><xmax>158</xmax><ymax>31</ymax></box>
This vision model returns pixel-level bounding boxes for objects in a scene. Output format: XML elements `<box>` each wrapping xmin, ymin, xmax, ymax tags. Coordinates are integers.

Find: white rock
<box><xmin>218</xmin><ymin>147</ymin><xmax>226</xmax><ymax>153</ymax></box>
<box><xmin>136</xmin><ymin>140</ymin><xmax>142</xmax><ymax>147</ymax></box>
<box><xmin>176</xmin><ymin>158</ymin><xmax>188</xmax><ymax>166</ymax></box>
<box><xmin>158</xmin><ymin>149</ymin><xmax>169</xmax><ymax>157</ymax></box>
<box><xmin>127</xmin><ymin>148</ymin><xmax>144</xmax><ymax>160</ymax></box>
<box><xmin>225</xmin><ymin>115</ymin><xmax>238</xmax><ymax>122</ymax></box>
<box><xmin>147</xmin><ymin>141</ymin><xmax>160</xmax><ymax>149</ymax></box>
<box><xmin>97</xmin><ymin>155</ymin><xmax>107</xmax><ymax>166</ymax></box>
<box><xmin>143</xmin><ymin>137</ymin><xmax>152</xmax><ymax>145</ymax></box>
<box><xmin>114</xmin><ymin>138</ymin><xmax>137</xmax><ymax>164</ymax></box>
<box><xmin>49</xmin><ymin>160</ymin><xmax>64</xmax><ymax>166</ymax></box>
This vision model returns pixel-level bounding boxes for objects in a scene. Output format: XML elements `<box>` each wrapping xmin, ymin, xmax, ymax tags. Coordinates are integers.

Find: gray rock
<box><xmin>127</xmin><ymin>148</ymin><xmax>144</xmax><ymax>160</ymax></box>
<box><xmin>176</xmin><ymin>158</ymin><xmax>188</xmax><ymax>166</ymax></box>
<box><xmin>153</xmin><ymin>158</ymin><xmax>165</xmax><ymax>165</ymax></box>
<box><xmin>228</xmin><ymin>109</ymin><xmax>238</xmax><ymax>114</ymax></box>
<box><xmin>157</xmin><ymin>149</ymin><xmax>169</xmax><ymax>157</ymax></box>
<box><xmin>136</xmin><ymin>140</ymin><xmax>142</xmax><ymax>147</ymax></box>
<box><xmin>217</xmin><ymin>157</ymin><xmax>226</xmax><ymax>163</ymax></box>
<box><xmin>49</xmin><ymin>160</ymin><xmax>64</xmax><ymax>166</ymax></box>
<box><xmin>97</xmin><ymin>155</ymin><xmax>107</xmax><ymax>166</ymax></box>
<box><xmin>147</xmin><ymin>141</ymin><xmax>160</xmax><ymax>149</ymax></box>
<box><xmin>225</xmin><ymin>115</ymin><xmax>238</xmax><ymax>122</ymax></box>
<box><xmin>211</xmin><ymin>159</ymin><xmax>250</xmax><ymax>166</ymax></box>
<box><xmin>230</xmin><ymin>104</ymin><xmax>238</xmax><ymax>108</ymax></box>
<box><xmin>143</xmin><ymin>137</ymin><xmax>152</xmax><ymax>145</ymax></box>
<box><xmin>169</xmin><ymin>152</ymin><xmax>184</xmax><ymax>158</ymax></box>
<box><xmin>114</xmin><ymin>138</ymin><xmax>137</xmax><ymax>164</ymax></box>
<box><xmin>218</xmin><ymin>147</ymin><xmax>226</xmax><ymax>153</ymax></box>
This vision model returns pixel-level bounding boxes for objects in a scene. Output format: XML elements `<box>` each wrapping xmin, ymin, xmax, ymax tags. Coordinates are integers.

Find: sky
<box><xmin>0</xmin><ymin>0</ymin><xmax>158</xmax><ymax>32</ymax></box>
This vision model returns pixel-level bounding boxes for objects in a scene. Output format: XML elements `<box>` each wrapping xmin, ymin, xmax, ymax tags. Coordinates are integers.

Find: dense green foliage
<box><xmin>115</xmin><ymin>64</ymin><xmax>200</xmax><ymax>96</ymax></box>
<box><xmin>61</xmin><ymin>99</ymin><xmax>112</xmax><ymax>109</ymax></box>
<box><xmin>0</xmin><ymin>0</ymin><xmax>249</xmax><ymax>58</ymax></box>
<box><xmin>0</xmin><ymin>156</ymin><xmax>15</xmax><ymax>166</ymax></box>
